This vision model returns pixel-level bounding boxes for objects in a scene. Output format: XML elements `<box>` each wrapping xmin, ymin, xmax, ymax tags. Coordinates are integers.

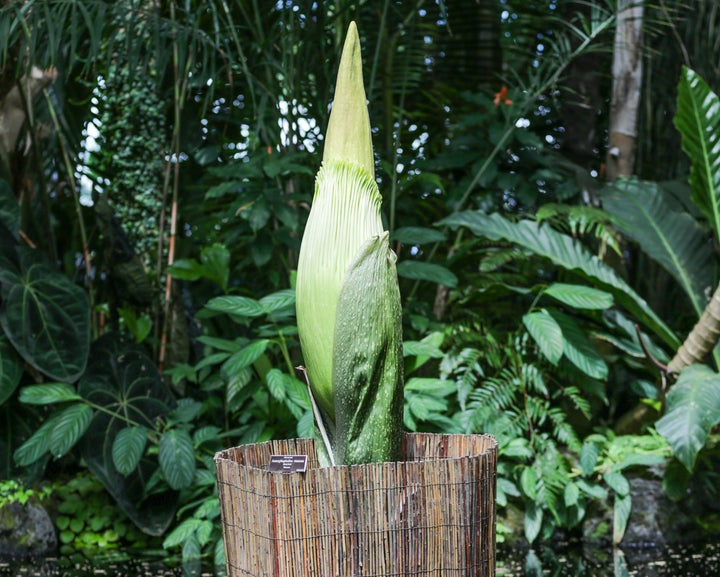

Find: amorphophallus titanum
<box><xmin>295</xmin><ymin>22</ymin><xmax>403</xmax><ymax>466</ymax></box>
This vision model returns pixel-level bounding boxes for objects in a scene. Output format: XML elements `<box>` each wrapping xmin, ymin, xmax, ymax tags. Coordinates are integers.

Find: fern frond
<box><xmin>536</xmin><ymin>442</ymin><xmax>571</xmax><ymax>524</ymax></box>
<box><xmin>525</xmin><ymin>397</ymin><xmax>551</xmax><ymax>427</ymax></box>
<box><xmin>536</xmin><ymin>203</ymin><xmax>622</xmax><ymax>256</ymax></box>
<box><xmin>489</xmin><ymin>412</ymin><xmax>525</xmax><ymax>442</ymax></box>
<box><xmin>559</xmin><ymin>385</ymin><xmax>592</xmax><ymax>420</ymax></box>
<box><xmin>521</xmin><ymin>364</ymin><xmax>548</xmax><ymax>397</ymax></box>
<box><xmin>479</xmin><ymin>247</ymin><xmax>527</xmax><ymax>272</ymax></box>
<box><xmin>548</xmin><ymin>408</ymin><xmax>581</xmax><ymax>452</ymax></box>
<box><xmin>487</xmin><ymin>371</ymin><xmax>521</xmax><ymax>409</ymax></box>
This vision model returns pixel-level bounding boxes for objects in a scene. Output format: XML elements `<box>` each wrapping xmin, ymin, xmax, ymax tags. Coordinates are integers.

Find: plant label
<box><xmin>268</xmin><ymin>455</ymin><xmax>308</xmax><ymax>473</ymax></box>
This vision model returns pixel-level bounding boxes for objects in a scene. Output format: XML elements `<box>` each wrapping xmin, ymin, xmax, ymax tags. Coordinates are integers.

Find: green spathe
<box><xmin>333</xmin><ymin>232</ymin><xmax>403</xmax><ymax>465</ymax></box>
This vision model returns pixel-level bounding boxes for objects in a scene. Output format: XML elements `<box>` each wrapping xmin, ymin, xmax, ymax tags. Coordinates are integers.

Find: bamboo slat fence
<box><xmin>215</xmin><ymin>432</ymin><xmax>497</xmax><ymax>577</ymax></box>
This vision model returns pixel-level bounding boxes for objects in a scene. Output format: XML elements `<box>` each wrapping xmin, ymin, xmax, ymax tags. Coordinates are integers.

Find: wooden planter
<box><xmin>215</xmin><ymin>432</ymin><xmax>497</xmax><ymax>577</ymax></box>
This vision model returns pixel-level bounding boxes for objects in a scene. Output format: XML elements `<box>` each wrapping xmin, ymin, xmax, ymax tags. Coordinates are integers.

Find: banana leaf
<box><xmin>656</xmin><ymin>364</ymin><xmax>720</xmax><ymax>472</ymax></box>
<box><xmin>674</xmin><ymin>66</ymin><xmax>720</xmax><ymax>241</ymax></box>
<box><xmin>601</xmin><ymin>178</ymin><xmax>713</xmax><ymax>317</ymax></box>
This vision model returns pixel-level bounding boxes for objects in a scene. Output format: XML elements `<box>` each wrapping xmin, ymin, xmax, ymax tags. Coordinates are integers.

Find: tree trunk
<box><xmin>0</xmin><ymin>66</ymin><xmax>57</xmax><ymax>186</ymax></box>
<box><xmin>668</xmin><ymin>282</ymin><xmax>720</xmax><ymax>373</ymax></box>
<box><xmin>605</xmin><ymin>0</ymin><xmax>644</xmax><ymax>180</ymax></box>
<box><xmin>605</xmin><ymin>1</ymin><xmax>720</xmax><ymax>389</ymax></box>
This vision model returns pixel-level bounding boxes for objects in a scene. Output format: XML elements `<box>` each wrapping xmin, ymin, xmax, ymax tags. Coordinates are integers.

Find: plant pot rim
<box><xmin>214</xmin><ymin>432</ymin><xmax>497</xmax><ymax>475</ymax></box>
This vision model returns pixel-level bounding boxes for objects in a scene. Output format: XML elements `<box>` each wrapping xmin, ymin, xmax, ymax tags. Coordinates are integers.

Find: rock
<box><xmin>0</xmin><ymin>501</ymin><xmax>57</xmax><ymax>558</ymax></box>
<box><xmin>583</xmin><ymin>472</ymin><xmax>704</xmax><ymax>547</ymax></box>
<box><xmin>582</xmin><ymin>499</ymin><xmax>613</xmax><ymax>545</ymax></box>
<box><xmin>622</xmin><ymin>476</ymin><xmax>693</xmax><ymax>546</ymax></box>
<box><xmin>497</xmin><ymin>503</ymin><xmax>528</xmax><ymax>547</ymax></box>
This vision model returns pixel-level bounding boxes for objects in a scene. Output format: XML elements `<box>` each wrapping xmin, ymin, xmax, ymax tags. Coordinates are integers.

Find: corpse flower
<box><xmin>295</xmin><ymin>22</ymin><xmax>403</xmax><ymax>466</ymax></box>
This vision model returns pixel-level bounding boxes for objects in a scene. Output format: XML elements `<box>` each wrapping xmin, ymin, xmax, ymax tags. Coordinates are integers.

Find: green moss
<box><xmin>0</xmin><ymin>506</ymin><xmax>16</xmax><ymax>530</ymax></box>
<box><xmin>589</xmin><ymin>521</ymin><xmax>610</xmax><ymax>540</ymax></box>
<box><xmin>48</xmin><ymin>472</ymin><xmax>157</xmax><ymax>554</ymax></box>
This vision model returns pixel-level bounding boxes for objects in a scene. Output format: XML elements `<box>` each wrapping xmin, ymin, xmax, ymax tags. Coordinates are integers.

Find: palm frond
<box><xmin>1</xmin><ymin>1</ymin><xmax>227</xmax><ymax>87</ymax></box>
<box><xmin>535</xmin><ymin>442</ymin><xmax>571</xmax><ymax>522</ymax></box>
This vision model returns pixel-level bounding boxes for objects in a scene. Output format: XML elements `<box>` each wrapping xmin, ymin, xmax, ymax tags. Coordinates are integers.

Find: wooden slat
<box><xmin>215</xmin><ymin>433</ymin><xmax>497</xmax><ymax>577</ymax></box>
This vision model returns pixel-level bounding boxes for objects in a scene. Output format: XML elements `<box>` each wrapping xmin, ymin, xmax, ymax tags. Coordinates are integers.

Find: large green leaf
<box><xmin>598</xmin><ymin>309</ymin><xmax>671</xmax><ymax>364</ymax></box>
<box><xmin>0</xmin><ymin>332</ymin><xmax>22</xmax><ymax>405</ymax></box>
<box><xmin>544</xmin><ymin>283</ymin><xmax>614</xmax><ymax>310</ymax></box>
<box><xmin>2</xmin><ymin>404</ymin><xmax>43</xmax><ymax>477</ymax></box>
<box><xmin>440</xmin><ymin>211</ymin><xmax>679</xmax><ymax>349</ymax></box>
<box><xmin>205</xmin><ymin>295</ymin><xmax>265</xmax><ymax>318</ymax></box>
<box><xmin>604</xmin><ymin>471</ymin><xmax>630</xmax><ymax>497</ymax></box>
<box><xmin>524</xmin><ymin>501</ymin><xmax>543</xmax><ymax>544</ymax></box>
<box><xmin>523</xmin><ymin>310</ymin><xmax>563</xmax><ymax>365</ymax></box>
<box><xmin>656</xmin><ymin>364</ymin><xmax>720</xmax><ymax>472</ymax></box>
<box><xmin>158</xmin><ymin>429</ymin><xmax>196</xmax><ymax>490</ymax></box>
<box><xmin>168</xmin><ymin>243</ymin><xmax>230</xmax><ymax>292</ymax></box>
<box><xmin>112</xmin><ymin>426</ymin><xmax>148</xmax><ymax>476</ymax></box>
<box><xmin>550</xmin><ymin>309</ymin><xmax>608</xmax><ymax>380</ymax></box>
<box><xmin>221</xmin><ymin>339</ymin><xmax>269</xmax><ymax>376</ymax></box>
<box><xmin>265</xmin><ymin>368</ymin><xmax>287</xmax><ymax>401</ymax></box>
<box><xmin>396</xmin><ymin>260</ymin><xmax>458</xmax><ymax>287</ymax></box>
<box><xmin>163</xmin><ymin>518</ymin><xmax>206</xmax><ymax>548</ymax></box>
<box><xmin>404</xmin><ymin>377</ymin><xmax>456</xmax><ymax>396</ymax></box>
<box><xmin>198</xmin><ymin>243</ymin><xmax>230</xmax><ymax>291</ymax></box>
<box><xmin>0</xmin><ymin>247</ymin><xmax>90</xmax><ymax>381</ymax></box>
<box><xmin>79</xmin><ymin>335</ymin><xmax>178</xmax><ymax>535</ymax></box>
<box><xmin>580</xmin><ymin>441</ymin><xmax>600</xmax><ymax>477</ymax></box>
<box><xmin>48</xmin><ymin>403</ymin><xmax>93</xmax><ymax>458</ymax></box>
<box><xmin>613</xmin><ymin>493</ymin><xmax>632</xmax><ymax>545</ymax></box>
<box><xmin>674</xmin><ymin>66</ymin><xmax>720</xmax><ymax>241</ymax></box>
<box><xmin>259</xmin><ymin>289</ymin><xmax>296</xmax><ymax>315</ymax></box>
<box><xmin>391</xmin><ymin>226</ymin><xmax>446</xmax><ymax>245</ymax></box>
<box><xmin>14</xmin><ymin>411</ymin><xmax>64</xmax><ymax>466</ymax></box>
<box><xmin>601</xmin><ymin>178</ymin><xmax>713</xmax><ymax>317</ymax></box>
<box><xmin>19</xmin><ymin>383</ymin><xmax>82</xmax><ymax>405</ymax></box>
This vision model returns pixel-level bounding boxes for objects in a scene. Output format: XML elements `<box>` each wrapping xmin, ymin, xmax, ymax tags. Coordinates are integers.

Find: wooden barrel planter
<box><xmin>215</xmin><ymin>432</ymin><xmax>497</xmax><ymax>577</ymax></box>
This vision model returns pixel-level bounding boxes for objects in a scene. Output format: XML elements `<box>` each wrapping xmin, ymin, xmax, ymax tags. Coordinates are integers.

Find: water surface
<box><xmin>1</xmin><ymin>541</ymin><xmax>718</xmax><ymax>576</ymax></box>
<box><xmin>499</xmin><ymin>541</ymin><xmax>720</xmax><ymax>576</ymax></box>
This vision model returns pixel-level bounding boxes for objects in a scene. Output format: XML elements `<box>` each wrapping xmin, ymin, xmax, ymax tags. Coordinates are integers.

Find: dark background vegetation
<box><xmin>0</xmin><ymin>0</ymin><xmax>719</xmax><ymax>572</ymax></box>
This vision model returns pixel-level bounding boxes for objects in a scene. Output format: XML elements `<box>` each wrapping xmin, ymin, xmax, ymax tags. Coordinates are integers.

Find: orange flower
<box><xmin>493</xmin><ymin>85</ymin><xmax>512</xmax><ymax>106</ymax></box>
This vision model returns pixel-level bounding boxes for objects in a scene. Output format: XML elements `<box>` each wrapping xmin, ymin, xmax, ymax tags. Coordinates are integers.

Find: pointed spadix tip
<box><xmin>323</xmin><ymin>21</ymin><xmax>374</xmax><ymax>178</ymax></box>
<box><xmin>346</xmin><ymin>20</ymin><xmax>359</xmax><ymax>44</ymax></box>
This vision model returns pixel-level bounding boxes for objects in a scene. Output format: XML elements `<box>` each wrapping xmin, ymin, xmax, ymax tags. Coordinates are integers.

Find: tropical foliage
<box><xmin>0</xmin><ymin>0</ymin><xmax>720</xmax><ymax>571</ymax></box>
